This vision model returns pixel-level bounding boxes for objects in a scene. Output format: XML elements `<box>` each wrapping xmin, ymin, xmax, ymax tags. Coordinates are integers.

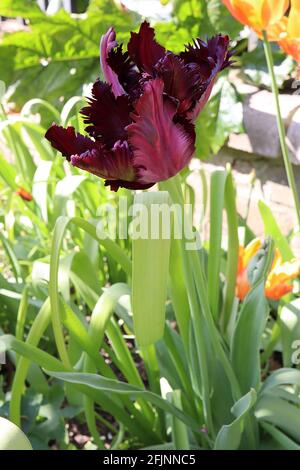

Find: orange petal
<box><xmin>224</xmin><ymin>0</ymin><xmax>289</xmax><ymax>33</ymax></box>
<box><xmin>222</xmin><ymin>0</ymin><xmax>254</xmax><ymax>28</ymax></box>
<box><xmin>268</xmin><ymin>258</ymin><xmax>300</xmax><ymax>282</ymax></box>
<box><xmin>265</xmin><ymin>282</ymin><xmax>293</xmax><ymax>300</ymax></box>
<box><xmin>261</xmin><ymin>0</ymin><xmax>289</xmax><ymax>30</ymax></box>
<box><xmin>236</xmin><ymin>268</ymin><xmax>251</xmax><ymax>300</ymax></box>
<box><xmin>288</xmin><ymin>0</ymin><xmax>300</xmax><ymax>38</ymax></box>
<box><xmin>243</xmin><ymin>238</ymin><xmax>261</xmax><ymax>267</ymax></box>
<box><xmin>279</xmin><ymin>37</ymin><xmax>300</xmax><ymax>62</ymax></box>
<box><xmin>266</xmin><ymin>258</ymin><xmax>300</xmax><ymax>300</ymax></box>
<box><xmin>266</xmin><ymin>16</ymin><xmax>288</xmax><ymax>41</ymax></box>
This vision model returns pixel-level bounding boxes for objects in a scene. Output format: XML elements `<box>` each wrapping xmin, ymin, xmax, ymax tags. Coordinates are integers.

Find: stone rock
<box><xmin>227</xmin><ymin>133</ymin><xmax>254</xmax><ymax>154</ymax></box>
<box><xmin>243</xmin><ymin>90</ymin><xmax>300</xmax><ymax>159</ymax></box>
<box><xmin>189</xmin><ymin>149</ymin><xmax>300</xmax><ymax>238</ymax></box>
<box><xmin>287</xmin><ymin>107</ymin><xmax>300</xmax><ymax>164</ymax></box>
<box><xmin>229</xmin><ymin>70</ymin><xmax>259</xmax><ymax>96</ymax></box>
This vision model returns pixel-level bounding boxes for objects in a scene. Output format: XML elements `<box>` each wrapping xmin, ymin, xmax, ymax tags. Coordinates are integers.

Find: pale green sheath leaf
<box><xmin>132</xmin><ymin>191</ymin><xmax>171</xmax><ymax>346</ymax></box>
<box><xmin>214</xmin><ymin>389</ymin><xmax>257</xmax><ymax>450</ymax></box>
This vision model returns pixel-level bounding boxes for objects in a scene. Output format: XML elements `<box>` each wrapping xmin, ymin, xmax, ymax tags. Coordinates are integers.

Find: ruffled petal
<box><xmin>105</xmin><ymin>179</ymin><xmax>154</xmax><ymax>192</ymax></box>
<box><xmin>45</xmin><ymin>124</ymin><xmax>95</xmax><ymax>161</ymax></box>
<box><xmin>180</xmin><ymin>35</ymin><xmax>231</xmax><ymax>120</ymax></box>
<box><xmin>107</xmin><ymin>44</ymin><xmax>141</xmax><ymax>98</ymax></box>
<box><xmin>81</xmin><ymin>80</ymin><xmax>132</xmax><ymax>148</ymax></box>
<box><xmin>155</xmin><ymin>52</ymin><xmax>202</xmax><ymax>114</ymax></box>
<box><xmin>127</xmin><ymin>78</ymin><xmax>195</xmax><ymax>184</ymax></box>
<box><xmin>71</xmin><ymin>140</ymin><xmax>135</xmax><ymax>182</ymax></box>
<box><xmin>100</xmin><ymin>27</ymin><xmax>125</xmax><ymax>97</ymax></box>
<box><xmin>127</xmin><ymin>21</ymin><xmax>165</xmax><ymax>74</ymax></box>
<box><xmin>181</xmin><ymin>35</ymin><xmax>231</xmax><ymax>76</ymax></box>
<box><xmin>45</xmin><ymin>125</ymin><xmax>146</xmax><ymax>191</ymax></box>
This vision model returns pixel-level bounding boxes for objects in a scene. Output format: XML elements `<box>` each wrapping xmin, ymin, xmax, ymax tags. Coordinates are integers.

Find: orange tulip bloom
<box><xmin>267</xmin><ymin>1</ymin><xmax>300</xmax><ymax>62</ymax></box>
<box><xmin>222</xmin><ymin>0</ymin><xmax>289</xmax><ymax>36</ymax></box>
<box><xmin>236</xmin><ymin>238</ymin><xmax>262</xmax><ymax>300</ymax></box>
<box><xmin>236</xmin><ymin>238</ymin><xmax>300</xmax><ymax>301</ymax></box>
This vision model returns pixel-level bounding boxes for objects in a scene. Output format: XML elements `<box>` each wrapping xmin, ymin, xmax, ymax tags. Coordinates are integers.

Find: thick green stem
<box><xmin>263</xmin><ymin>31</ymin><xmax>300</xmax><ymax>231</ymax></box>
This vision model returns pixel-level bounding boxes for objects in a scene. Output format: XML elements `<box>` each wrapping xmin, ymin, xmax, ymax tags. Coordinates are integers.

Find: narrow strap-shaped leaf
<box><xmin>222</xmin><ymin>170</ymin><xmax>239</xmax><ymax>332</ymax></box>
<box><xmin>207</xmin><ymin>170</ymin><xmax>227</xmax><ymax>319</ymax></box>
<box><xmin>260</xmin><ymin>422</ymin><xmax>300</xmax><ymax>450</ymax></box>
<box><xmin>258</xmin><ymin>200</ymin><xmax>294</xmax><ymax>261</ymax></box>
<box><xmin>169</xmin><ymin>390</ymin><xmax>190</xmax><ymax>450</ymax></box>
<box><xmin>255</xmin><ymin>395</ymin><xmax>300</xmax><ymax>442</ymax></box>
<box><xmin>278</xmin><ymin>299</ymin><xmax>300</xmax><ymax>367</ymax></box>
<box><xmin>132</xmin><ymin>191</ymin><xmax>171</xmax><ymax>346</ymax></box>
<box><xmin>260</xmin><ymin>367</ymin><xmax>300</xmax><ymax>395</ymax></box>
<box><xmin>44</xmin><ymin>370</ymin><xmax>201</xmax><ymax>433</ymax></box>
<box><xmin>231</xmin><ymin>239</ymin><xmax>275</xmax><ymax>394</ymax></box>
<box><xmin>1</xmin><ymin>335</ymin><xmax>151</xmax><ymax>442</ymax></box>
<box><xmin>214</xmin><ymin>389</ymin><xmax>257</xmax><ymax>450</ymax></box>
<box><xmin>50</xmin><ymin>216</ymin><xmax>131</xmax><ymax>366</ymax></box>
<box><xmin>9</xmin><ymin>299</ymin><xmax>51</xmax><ymax>426</ymax></box>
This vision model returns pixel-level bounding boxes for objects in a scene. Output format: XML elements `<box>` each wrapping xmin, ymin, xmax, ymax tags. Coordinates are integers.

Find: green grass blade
<box><xmin>222</xmin><ymin>170</ymin><xmax>239</xmax><ymax>333</ymax></box>
<box><xmin>258</xmin><ymin>200</ymin><xmax>293</xmax><ymax>261</ymax></box>
<box><xmin>169</xmin><ymin>390</ymin><xmax>190</xmax><ymax>450</ymax></box>
<box><xmin>207</xmin><ymin>170</ymin><xmax>227</xmax><ymax>319</ymax></box>
<box><xmin>44</xmin><ymin>370</ymin><xmax>201</xmax><ymax>433</ymax></box>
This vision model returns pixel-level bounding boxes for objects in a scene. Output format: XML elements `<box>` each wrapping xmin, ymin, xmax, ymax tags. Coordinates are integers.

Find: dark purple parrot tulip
<box><xmin>45</xmin><ymin>22</ymin><xmax>232</xmax><ymax>191</ymax></box>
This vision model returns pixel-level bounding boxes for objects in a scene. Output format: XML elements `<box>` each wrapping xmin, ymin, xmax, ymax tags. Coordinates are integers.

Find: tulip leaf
<box><xmin>168</xmin><ymin>390</ymin><xmax>190</xmax><ymax>450</ymax></box>
<box><xmin>278</xmin><ymin>299</ymin><xmax>300</xmax><ymax>367</ymax></box>
<box><xmin>0</xmin><ymin>152</ymin><xmax>17</xmax><ymax>189</ymax></box>
<box><xmin>43</xmin><ymin>370</ymin><xmax>200</xmax><ymax>432</ymax></box>
<box><xmin>260</xmin><ymin>368</ymin><xmax>300</xmax><ymax>396</ymax></box>
<box><xmin>0</xmin><ymin>81</ymin><xmax>5</xmax><ymax>100</ymax></box>
<box><xmin>255</xmin><ymin>395</ymin><xmax>300</xmax><ymax>442</ymax></box>
<box><xmin>230</xmin><ymin>239</ymin><xmax>274</xmax><ymax>394</ymax></box>
<box><xmin>207</xmin><ymin>170</ymin><xmax>227</xmax><ymax>319</ymax></box>
<box><xmin>132</xmin><ymin>192</ymin><xmax>171</xmax><ymax>346</ymax></box>
<box><xmin>214</xmin><ymin>389</ymin><xmax>257</xmax><ymax>450</ymax></box>
<box><xmin>258</xmin><ymin>200</ymin><xmax>293</xmax><ymax>261</ymax></box>
<box><xmin>260</xmin><ymin>422</ymin><xmax>300</xmax><ymax>450</ymax></box>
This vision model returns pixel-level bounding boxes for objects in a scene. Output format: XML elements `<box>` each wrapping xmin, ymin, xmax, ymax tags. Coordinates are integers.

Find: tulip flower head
<box><xmin>46</xmin><ymin>22</ymin><xmax>231</xmax><ymax>191</ymax></box>
<box><xmin>222</xmin><ymin>0</ymin><xmax>289</xmax><ymax>37</ymax></box>
<box><xmin>267</xmin><ymin>0</ymin><xmax>300</xmax><ymax>62</ymax></box>
<box><xmin>237</xmin><ymin>238</ymin><xmax>300</xmax><ymax>301</ymax></box>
